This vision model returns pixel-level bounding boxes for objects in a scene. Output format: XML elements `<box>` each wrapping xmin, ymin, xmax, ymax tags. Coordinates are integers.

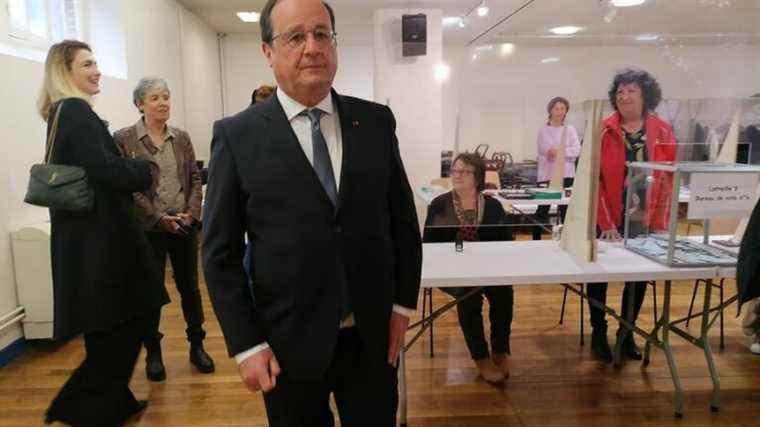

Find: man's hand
<box><xmin>177</xmin><ymin>212</ymin><xmax>195</xmax><ymax>226</ymax></box>
<box><xmin>387</xmin><ymin>311</ymin><xmax>410</xmax><ymax>367</ymax></box>
<box><xmin>238</xmin><ymin>348</ymin><xmax>281</xmax><ymax>393</ymax></box>
<box><xmin>600</xmin><ymin>229</ymin><xmax>622</xmax><ymax>242</ymax></box>
<box><xmin>158</xmin><ymin>215</ymin><xmax>182</xmax><ymax>234</ymax></box>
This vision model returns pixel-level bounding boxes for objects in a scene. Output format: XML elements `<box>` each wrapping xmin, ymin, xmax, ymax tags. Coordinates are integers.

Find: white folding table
<box><xmin>399</xmin><ymin>240</ymin><xmax>732</xmax><ymax>425</ymax></box>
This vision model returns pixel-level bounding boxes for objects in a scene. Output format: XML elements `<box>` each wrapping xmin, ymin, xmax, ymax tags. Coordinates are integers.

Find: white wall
<box><xmin>442</xmin><ymin>43</ymin><xmax>760</xmax><ymax>163</ymax></box>
<box><xmin>0</xmin><ymin>0</ymin><xmax>221</xmax><ymax>350</ymax></box>
<box><xmin>177</xmin><ymin>7</ymin><xmax>223</xmax><ymax>161</ymax></box>
<box><xmin>373</xmin><ymin>9</ymin><xmax>443</xmax><ymax>217</ymax></box>
<box><xmin>221</xmin><ymin>33</ymin><xmax>374</xmax><ymax>116</ymax></box>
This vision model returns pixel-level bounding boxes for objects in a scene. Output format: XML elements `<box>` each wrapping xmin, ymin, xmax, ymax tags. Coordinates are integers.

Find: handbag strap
<box><xmin>44</xmin><ymin>101</ymin><xmax>65</xmax><ymax>164</ymax></box>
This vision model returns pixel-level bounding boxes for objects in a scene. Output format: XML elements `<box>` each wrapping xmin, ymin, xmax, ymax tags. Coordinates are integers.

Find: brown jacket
<box><xmin>114</xmin><ymin>121</ymin><xmax>202</xmax><ymax>229</ymax></box>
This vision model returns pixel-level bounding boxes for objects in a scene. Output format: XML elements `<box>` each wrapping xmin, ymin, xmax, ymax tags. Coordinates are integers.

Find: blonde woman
<box><xmin>39</xmin><ymin>40</ymin><xmax>168</xmax><ymax>426</ymax></box>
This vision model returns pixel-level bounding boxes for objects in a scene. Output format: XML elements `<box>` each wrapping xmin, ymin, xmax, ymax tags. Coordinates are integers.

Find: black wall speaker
<box><xmin>402</xmin><ymin>14</ymin><xmax>426</xmax><ymax>57</ymax></box>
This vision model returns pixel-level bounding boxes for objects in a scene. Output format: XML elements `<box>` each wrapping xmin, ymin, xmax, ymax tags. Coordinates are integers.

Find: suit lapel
<box><xmin>333</xmin><ymin>90</ymin><xmax>354</xmax><ymax>212</ymax></box>
<box><xmin>260</xmin><ymin>95</ymin><xmax>336</xmax><ymax>211</ymax></box>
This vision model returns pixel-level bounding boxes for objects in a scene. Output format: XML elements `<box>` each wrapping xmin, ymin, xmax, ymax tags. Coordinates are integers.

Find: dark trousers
<box><xmin>587</xmin><ymin>282</ymin><xmax>647</xmax><ymax>331</ymax></box>
<box><xmin>587</xmin><ymin>222</ymin><xmax>647</xmax><ymax>332</ymax></box>
<box><xmin>262</xmin><ymin>327</ymin><xmax>398</xmax><ymax>427</ymax></box>
<box><xmin>144</xmin><ymin>230</ymin><xmax>205</xmax><ymax>347</ymax></box>
<box><xmin>533</xmin><ymin>177</ymin><xmax>574</xmax><ymax>240</ymax></box>
<box><xmin>455</xmin><ymin>286</ymin><xmax>514</xmax><ymax>360</ymax></box>
<box><xmin>46</xmin><ymin>316</ymin><xmax>147</xmax><ymax>427</ymax></box>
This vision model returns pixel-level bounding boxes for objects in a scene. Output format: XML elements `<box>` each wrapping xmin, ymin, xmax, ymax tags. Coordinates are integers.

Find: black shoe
<box><xmin>620</xmin><ymin>332</ymin><xmax>643</xmax><ymax>360</ymax></box>
<box><xmin>591</xmin><ymin>328</ymin><xmax>613</xmax><ymax>363</ymax></box>
<box><xmin>190</xmin><ymin>345</ymin><xmax>215</xmax><ymax>374</ymax></box>
<box><xmin>146</xmin><ymin>347</ymin><xmax>166</xmax><ymax>382</ymax></box>
<box><xmin>129</xmin><ymin>400</ymin><xmax>149</xmax><ymax>417</ymax></box>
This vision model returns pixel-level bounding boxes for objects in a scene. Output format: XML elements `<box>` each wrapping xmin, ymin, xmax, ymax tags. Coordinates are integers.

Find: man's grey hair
<box><xmin>133</xmin><ymin>77</ymin><xmax>170</xmax><ymax>111</ymax></box>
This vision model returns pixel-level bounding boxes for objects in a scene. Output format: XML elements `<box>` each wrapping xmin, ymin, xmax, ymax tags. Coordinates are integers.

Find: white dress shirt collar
<box><xmin>276</xmin><ymin>88</ymin><xmax>334</xmax><ymax>121</ymax></box>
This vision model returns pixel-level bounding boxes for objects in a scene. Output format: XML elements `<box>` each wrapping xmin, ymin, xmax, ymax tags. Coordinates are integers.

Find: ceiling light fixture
<box><xmin>636</xmin><ymin>33</ymin><xmax>659</xmax><ymax>42</ymax></box>
<box><xmin>611</xmin><ymin>0</ymin><xmax>646</xmax><ymax>7</ymax></box>
<box><xmin>500</xmin><ymin>43</ymin><xmax>515</xmax><ymax>56</ymax></box>
<box><xmin>477</xmin><ymin>1</ymin><xmax>490</xmax><ymax>17</ymax></box>
<box><xmin>541</xmin><ymin>57</ymin><xmax>561</xmax><ymax>64</ymax></box>
<box><xmin>442</xmin><ymin>17</ymin><xmax>463</xmax><ymax>26</ymax></box>
<box><xmin>550</xmin><ymin>26</ymin><xmax>582</xmax><ymax>35</ymax></box>
<box><xmin>236</xmin><ymin>11</ymin><xmax>260</xmax><ymax>23</ymax></box>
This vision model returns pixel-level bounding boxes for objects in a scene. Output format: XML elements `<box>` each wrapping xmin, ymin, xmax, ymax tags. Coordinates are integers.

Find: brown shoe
<box><xmin>491</xmin><ymin>353</ymin><xmax>510</xmax><ymax>379</ymax></box>
<box><xmin>474</xmin><ymin>358</ymin><xmax>505</xmax><ymax>384</ymax></box>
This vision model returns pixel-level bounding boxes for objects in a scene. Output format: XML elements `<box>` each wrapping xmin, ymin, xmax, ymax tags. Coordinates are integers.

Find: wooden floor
<box><xmin>2</xmin><ymin>245</ymin><xmax>760</xmax><ymax>426</ymax></box>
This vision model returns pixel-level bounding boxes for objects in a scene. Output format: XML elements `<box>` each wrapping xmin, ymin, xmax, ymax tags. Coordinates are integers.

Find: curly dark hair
<box><xmin>608</xmin><ymin>69</ymin><xmax>662</xmax><ymax>114</ymax></box>
<box><xmin>452</xmin><ymin>153</ymin><xmax>486</xmax><ymax>192</ymax></box>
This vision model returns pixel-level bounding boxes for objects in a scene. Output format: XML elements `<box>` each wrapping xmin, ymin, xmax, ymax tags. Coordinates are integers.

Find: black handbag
<box><xmin>24</xmin><ymin>101</ymin><xmax>95</xmax><ymax>211</ymax></box>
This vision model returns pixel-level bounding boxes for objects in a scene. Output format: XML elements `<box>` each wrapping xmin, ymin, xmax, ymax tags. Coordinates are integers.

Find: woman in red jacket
<box><xmin>588</xmin><ymin>69</ymin><xmax>677</xmax><ymax>363</ymax></box>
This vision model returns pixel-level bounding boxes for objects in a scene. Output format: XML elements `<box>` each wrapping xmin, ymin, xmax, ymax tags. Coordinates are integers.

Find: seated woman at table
<box><xmin>423</xmin><ymin>153</ymin><xmax>514</xmax><ymax>384</ymax></box>
<box><xmin>588</xmin><ymin>69</ymin><xmax>676</xmax><ymax>363</ymax></box>
<box><xmin>533</xmin><ymin>96</ymin><xmax>581</xmax><ymax>240</ymax></box>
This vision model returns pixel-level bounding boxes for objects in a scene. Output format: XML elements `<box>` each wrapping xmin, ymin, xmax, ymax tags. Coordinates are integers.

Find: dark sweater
<box><xmin>422</xmin><ymin>192</ymin><xmax>514</xmax><ymax>243</ymax></box>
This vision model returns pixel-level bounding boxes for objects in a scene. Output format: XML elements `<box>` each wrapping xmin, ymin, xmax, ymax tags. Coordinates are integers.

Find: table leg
<box><xmin>643</xmin><ymin>315</ymin><xmax>664</xmax><ymax>367</ymax></box>
<box><xmin>614</xmin><ymin>282</ymin><xmax>637</xmax><ymax>368</ymax></box>
<box><xmin>700</xmin><ymin>279</ymin><xmax>721</xmax><ymax>412</ymax></box>
<box><xmin>661</xmin><ymin>280</ymin><xmax>685</xmax><ymax>418</ymax></box>
<box><xmin>399</xmin><ymin>345</ymin><xmax>408</xmax><ymax>427</ymax></box>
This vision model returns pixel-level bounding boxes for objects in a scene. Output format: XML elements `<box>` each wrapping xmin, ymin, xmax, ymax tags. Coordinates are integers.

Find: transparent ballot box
<box><xmin>623</xmin><ymin>162</ymin><xmax>760</xmax><ymax>267</ymax></box>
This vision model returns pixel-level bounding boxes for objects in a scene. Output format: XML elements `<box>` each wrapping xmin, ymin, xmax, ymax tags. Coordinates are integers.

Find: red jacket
<box><xmin>597</xmin><ymin>112</ymin><xmax>677</xmax><ymax>232</ymax></box>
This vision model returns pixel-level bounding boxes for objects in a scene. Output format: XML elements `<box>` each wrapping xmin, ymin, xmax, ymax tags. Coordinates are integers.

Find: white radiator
<box><xmin>11</xmin><ymin>222</ymin><xmax>54</xmax><ymax>339</ymax></box>
<box><xmin>0</xmin><ymin>307</ymin><xmax>25</xmax><ymax>333</ymax></box>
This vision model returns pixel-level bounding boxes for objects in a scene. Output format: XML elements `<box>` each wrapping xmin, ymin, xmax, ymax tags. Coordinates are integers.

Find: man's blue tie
<box><xmin>303</xmin><ymin>109</ymin><xmax>338</xmax><ymax>207</ymax></box>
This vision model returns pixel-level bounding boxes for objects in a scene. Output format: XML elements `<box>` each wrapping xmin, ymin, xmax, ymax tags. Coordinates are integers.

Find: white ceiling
<box><xmin>176</xmin><ymin>0</ymin><xmax>760</xmax><ymax>46</ymax></box>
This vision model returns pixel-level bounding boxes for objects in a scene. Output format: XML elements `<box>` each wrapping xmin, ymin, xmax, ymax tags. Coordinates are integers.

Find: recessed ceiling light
<box><xmin>541</xmin><ymin>57</ymin><xmax>561</xmax><ymax>64</ymax></box>
<box><xmin>500</xmin><ymin>43</ymin><xmax>515</xmax><ymax>56</ymax></box>
<box><xmin>236</xmin><ymin>11</ymin><xmax>260</xmax><ymax>23</ymax></box>
<box><xmin>636</xmin><ymin>33</ymin><xmax>659</xmax><ymax>41</ymax></box>
<box><xmin>477</xmin><ymin>1</ymin><xmax>490</xmax><ymax>17</ymax></box>
<box><xmin>611</xmin><ymin>0</ymin><xmax>646</xmax><ymax>7</ymax></box>
<box><xmin>550</xmin><ymin>26</ymin><xmax>582</xmax><ymax>35</ymax></box>
<box><xmin>442</xmin><ymin>16</ymin><xmax>462</xmax><ymax>26</ymax></box>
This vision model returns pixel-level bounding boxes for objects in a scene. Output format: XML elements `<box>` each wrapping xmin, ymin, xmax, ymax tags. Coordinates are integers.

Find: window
<box><xmin>6</xmin><ymin>0</ymin><xmax>81</xmax><ymax>46</ymax></box>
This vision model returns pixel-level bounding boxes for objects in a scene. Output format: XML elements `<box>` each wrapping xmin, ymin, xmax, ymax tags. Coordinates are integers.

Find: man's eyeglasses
<box><xmin>450</xmin><ymin>169</ymin><xmax>475</xmax><ymax>177</ymax></box>
<box><xmin>271</xmin><ymin>28</ymin><xmax>338</xmax><ymax>49</ymax></box>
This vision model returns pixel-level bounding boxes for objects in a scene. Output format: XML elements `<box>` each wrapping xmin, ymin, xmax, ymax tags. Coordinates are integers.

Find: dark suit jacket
<box><xmin>738</xmin><ymin>198</ymin><xmax>760</xmax><ymax>308</ymax></box>
<box><xmin>47</xmin><ymin>98</ymin><xmax>169</xmax><ymax>340</ymax></box>
<box><xmin>202</xmin><ymin>89</ymin><xmax>422</xmax><ymax>380</ymax></box>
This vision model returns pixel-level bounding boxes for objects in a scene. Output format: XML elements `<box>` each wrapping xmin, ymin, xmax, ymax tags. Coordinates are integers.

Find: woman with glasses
<box><xmin>588</xmin><ymin>69</ymin><xmax>676</xmax><ymax>363</ymax></box>
<box><xmin>423</xmin><ymin>153</ymin><xmax>514</xmax><ymax>384</ymax></box>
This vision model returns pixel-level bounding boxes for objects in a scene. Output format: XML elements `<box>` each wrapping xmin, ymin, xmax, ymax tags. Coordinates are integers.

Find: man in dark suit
<box><xmin>202</xmin><ymin>0</ymin><xmax>422</xmax><ymax>425</ymax></box>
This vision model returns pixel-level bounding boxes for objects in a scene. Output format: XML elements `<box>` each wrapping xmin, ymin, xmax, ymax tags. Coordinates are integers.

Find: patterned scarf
<box><xmin>452</xmin><ymin>191</ymin><xmax>485</xmax><ymax>241</ymax></box>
